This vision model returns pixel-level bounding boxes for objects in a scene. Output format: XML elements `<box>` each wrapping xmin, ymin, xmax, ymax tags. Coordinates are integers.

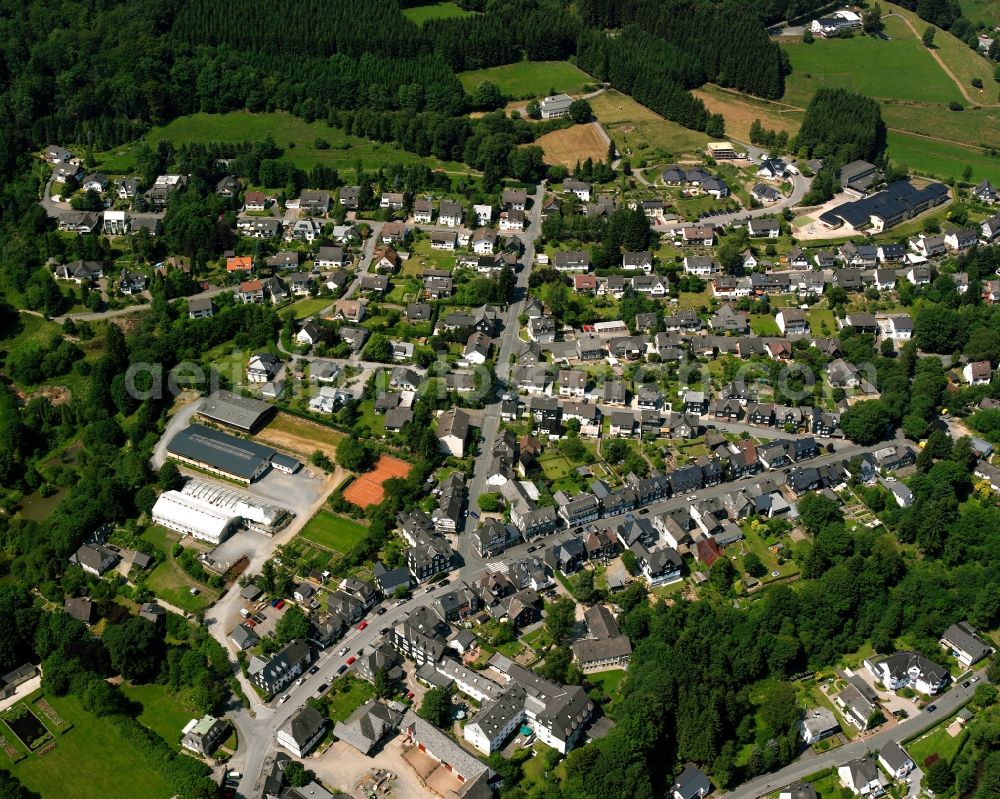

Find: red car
<box><xmin>274</xmin><ymin>600</ymin><xmax>285</xmax><ymax>610</ymax></box>
<box><xmin>346</xmin><ymin>656</ymin><xmax>357</xmax><ymax>666</ymax></box>
<box><xmin>357</xmin><ymin>621</ymin><xmax>368</xmax><ymax>630</ymax></box>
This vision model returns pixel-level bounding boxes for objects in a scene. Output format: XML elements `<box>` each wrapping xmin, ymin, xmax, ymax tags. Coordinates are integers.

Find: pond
<box><xmin>4</xmin><ymin>706</ymin><xmax>50</xmax><ymax>750</ymax></box>
<box><xmin>18</xmin><ymin>487</ymin><xmax>68</xmax><ymax>523</ymax></box>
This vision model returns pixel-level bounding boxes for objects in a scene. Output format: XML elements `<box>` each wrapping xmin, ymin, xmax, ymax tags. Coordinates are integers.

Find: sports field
<box><xmin>343</xmin><ymin>454</ymin><xmax>412</xmax><ymax>507</ymax></box>
<box><xmin>299</xmin><ymin>510</ymin><xmax>369</xmax><ymax>552</ymax></box>
<box><xmin>458</xmin><ymin>61</ymin><xmax>593</xmax><ymax>97</ymax></box>
<box><xmin>532</xmin><ymin>122</ymin><xmax>609</xmax><ymax>168</ymax></box>
<box><xmin>402</xmin><ymin>2</ymin><xmax>476</xmax><ymax>24</ymax></box>
<box><xmin>589</xmin><ymin>90</ymin><xmax>711</xmax><ymax>162</ymax></box>
<box><xmin>95</xmin><ymin>111</ymin><xmax>472</xmax><ymax>177</ymax></box>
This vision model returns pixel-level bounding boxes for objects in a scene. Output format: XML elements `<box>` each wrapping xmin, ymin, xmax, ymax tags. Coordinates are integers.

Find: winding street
<box><xmin>721</xmin><ymin>668</ymin><xmax>989</xmax><ymax>799</ymax></box>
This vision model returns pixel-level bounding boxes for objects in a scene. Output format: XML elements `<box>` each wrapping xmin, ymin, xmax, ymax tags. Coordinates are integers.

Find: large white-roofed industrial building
<box><xmin>152</xmin><ymin>478</ymin><xmax>291</xmax><ymax>544</ymax></box>
<box><xmin>152</xmin><ymin>490</ymin><xmax>239</xmax><ymax>545</ymax></box>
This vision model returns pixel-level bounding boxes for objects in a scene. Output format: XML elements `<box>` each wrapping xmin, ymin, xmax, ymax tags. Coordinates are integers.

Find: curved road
<box><xmin>722</xmin><ymin>668</ymin><xmax>989</xmax><ymax>799</ymax></box>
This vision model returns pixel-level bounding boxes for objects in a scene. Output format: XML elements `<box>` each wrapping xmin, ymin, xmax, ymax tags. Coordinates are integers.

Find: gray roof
<box><xmin>941</xmin><ymin>622</ymin><xmax>992</xmax><ymax>661</ymax></box>
<box><xmin>332</xmin><ymin>699</ymin><xmax>404</xmax><ymax>754</ymax></box>
<box><xmin>197</xmin><ymin>389</ymin><xmax>274</xmax><ymax>431</ymax></box>
<box><xmin>879</xmin><ymin>741</ymin><xmax>912</xmax><ymax>772</ymax></box>
<box><xmin>279</xmin><ymin>705</ymin><xmax>326</xmax><ymax>748</ymax></box>
<box><xmin>167</xmin><ymin>423</ymin><xmax>276</xmax><ymax>480</ymax></box>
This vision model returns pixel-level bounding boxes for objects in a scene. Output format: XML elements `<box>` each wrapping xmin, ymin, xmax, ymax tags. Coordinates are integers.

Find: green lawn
<box><xmin>120</xmin><ymin>683</ymin><xmax>198</xmax><ymax>750</ymax></box>
<box><xmin>750</xmin><ymin>314</ymin><xmax>780</xmax><ymax>336</ymax></box>
<box><xmin>141</xmin><ymin>527</ymin><xmax>220</xmax><ymax>614</ymax></box>
<box><xmin>95</xmin><ymin>111</ymin><xmax>472</xmax><ymax>177</ymax></box>
<box><xmin>906</xmin><ymin>718</ymin><xmax>968</xmax><ymax>768</ymax></box>
<box><xmin>288</xmin><ymin>297</ymin><xmax>332</xmax><ymax>320</ymax></box>
<box><xmin>402</xmin><ymin>1</ymin><xmax>477</xmax><ymax>24</ymax></box>
<box><xmin>299</xmin><ymin>510</ymin><xmax>369</xmax><ymax>553</ymax></box>
<box><xmin>807</xmin><ymin>307</ymin><xmax>837</xmax><ymax>337</ymax></box>
<box><xmin>458</xmin><ymin>61</ymin><xmax>594</xmax><ymax>98</ymax></box>
<box><xmin>324</xmin><ymin>678</ymin><xmax>375</xmax><ymax>722</ymax></box>
<box><xmin>587</xmin><ymin>669</ymin><xmax>627</xmax><ymax>698</ymax></box>
<box><xmin>887</xmin><ymin>130</ymin><xmax>1000</xmax><ymax>185</ymax></box>
<box><xmin>782</xmin><ymin>25</ymin><xmax>964</xmax><ymax>107</ymax></box>
<box><xmin>539</xmin><ymin>453</ymin><xmax>575</xmax><ymax>481</ymax></box>
<box><xmin>6</xmin><ymin>693</ymin><xmax>173</xmax><ymax>799</ymax></box>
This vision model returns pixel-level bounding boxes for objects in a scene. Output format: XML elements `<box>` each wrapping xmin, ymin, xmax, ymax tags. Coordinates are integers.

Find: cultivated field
<box><xmin>95</xmin><ymin>111</ymin><xmax>472</xmax><ymax>177</ymax></box>
<box><xmin>299</xmin><ymin>510</ymin><xmax>369</xmax><ymax>553</ymax></box>
<box><xmin>692</xmin><ymin>85</ymin><xmax>803</xmax><ymax>142</ymax></box>
<box><xmin>532</xmin><ymin>122</ymin><xmax>609</xmax><ymax>168</ymax></box>
<box><xmin>402</xmin><ymin>1</ymin><xmax>476</xmax><ymax>24</ymax></box>
<box><xmin>782</xmin><ymin>17</ymin><xmax>964</xmax><ymax>107</ymax></box>
<box><xmin>257</xmin><ymin>412</ymin><xmax>345</xmax><ymax>463</ymax></box>
<box><xmin>589</xmin><ymin>90</ymin><xmax>711</xmax><ymax>162</ymax></box>
<box><xmin>458</xmin><ymin>61</ymin><xmax>594</xmax><ymax>97</ymax></box>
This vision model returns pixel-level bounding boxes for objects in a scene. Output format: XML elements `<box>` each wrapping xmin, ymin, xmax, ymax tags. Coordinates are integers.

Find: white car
<box><xmin>338</xmin><ymin>646</ymin><xmax>349</xmax><ymax>657</ymax></box>
<box><xmin>687</xmin><ymin>495</ymin><xmax>697</xmax><ymax>501</ymax></box>
<box><xmin>279</xmin><ymin>694</ymin><xmax>290</xmax><ymax>704</ymax></box>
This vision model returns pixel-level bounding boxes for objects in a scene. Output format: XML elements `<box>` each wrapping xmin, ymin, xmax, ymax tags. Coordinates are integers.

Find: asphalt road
<box><xmin>456</xmin><ymin>182</ymin><xmax>546</xmax><ymax>569</ymax></box>
<box><xmin>723</xmin><ymin>669</ymin><xmax>990</xmax><ymax>799</ymax></box>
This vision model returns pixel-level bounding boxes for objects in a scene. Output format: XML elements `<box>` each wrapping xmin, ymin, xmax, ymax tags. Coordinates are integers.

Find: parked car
<box><xmin>317</xmin><ymin>683</ymin><xmax>329</xmax><ymax>694</ymax></box>
<box><xmin>357</xmin><ymin>621</ymin><xmax>368</xmax><ymax>630</ymax></box>
<box><xmin>336</xmin><ymin>665</ymin><xmax>347</xmax><ymax>675</ymax></box>
<box><xmin>279</xmin><ymin>694</ymin><xmax>290</xmax><ymax>704</ymax></box>
<box><xmin>309</xmin><ymin>665</ymin><xmax>320</xmax><ymax>675</ymax></box>
<box><xmin>470</xmin><ymin>510</ymin><xmax>479</xmax><ymax>519</ymax></box>
<box><xmin>376</xmin><ymin>607</ymin><xmax>387</xmax><ymax>615</ymax></box>
<box><xmin>346</xmin><ymin>656</ymin><xmax>357</xmax><ymax>666</ymax></box>
<box><xmin>338</xmin><ymin>646</ymin><xmax>349</xmax><ymax>656</ymax></box>
<box><xmin>926</xmin><ymin>704</ymin><xmax>937</xmax><ymax>713</ymax></box>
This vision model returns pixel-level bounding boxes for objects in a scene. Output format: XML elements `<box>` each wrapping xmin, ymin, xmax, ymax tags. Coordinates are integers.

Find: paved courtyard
<box><xmin>310</xmin><ymin>738</ymin><xmax>435</xmax><ymax>799</ymax></box>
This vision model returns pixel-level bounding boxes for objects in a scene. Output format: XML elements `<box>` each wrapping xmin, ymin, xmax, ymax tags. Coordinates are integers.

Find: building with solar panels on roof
<box><xmin>165</xmin><ymin>424</ymin><xmax>300</xmax><ymax>485</ymax></box>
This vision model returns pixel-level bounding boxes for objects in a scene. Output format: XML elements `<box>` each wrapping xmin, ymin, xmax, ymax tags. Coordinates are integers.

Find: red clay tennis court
<box><xmin>343</xmin><ymin>454</ymin><xmax>413</xmax><ymax>508</ymax></box>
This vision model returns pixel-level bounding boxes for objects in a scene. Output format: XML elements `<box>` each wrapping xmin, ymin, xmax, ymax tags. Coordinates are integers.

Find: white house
<box><xmin>878</xmin><ymin>742</ymin><xmax>914</xmax><ymax>781</ymax></box>
<box><xmin>865</xmin><ymin>652</ymin><xmax>948</xmax><ymax>695</ymax></box>
<box><xmin>963</xmin><ymin>360</ymin><xmax>992</xmax><ymax>385</ymax></box>
<box><xmin>838</xmin><ymin>758</ymin><xmax>884</xmax><ymax>797</ymax></box>
<box><xmin>474</xmin><ymin>204</ymin><xmax>492</xmax><ymax>225</ymax></box>
<box><xmin>275</xmin><ymin>706</ymin><xmax>326</xmax><ymax>758</ymax></box>
<box><xmin>776</xmin><ymin>309</ymin><xmax>809</xmax><ymax>335</ymax></box>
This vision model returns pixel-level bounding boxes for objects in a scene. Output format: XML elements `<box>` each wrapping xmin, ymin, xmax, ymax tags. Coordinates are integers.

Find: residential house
<box><xmin>276</xmin><ymin>706</ymin><xmax>326</xmax><ymax>758</ymax></box>
<box><xmin>940</xmin><ymin>621</ymin><xmax>994</xmax><ymax>668</ymax></box>
<box><xmin>945</xmin><ymin>227</ymin><xmax>979</xmax><ymax>252</ymax></box>
<box><xmin>748</xmin><ymin>217</ymin><xmax>780</xmax><ymax>239</ymax></box>
<box><xmin>437</xmin><ymin>408</ymin><xmax>471</xmax><ymax>457</ymax></box>
<box><xmin>963</xmin><ymin>360</ymin><xmax>992</xmax><ymax>385</ymax></box>
<box><xmin>865</xmin><ymin>652</ymin><xmax>948</xmax><ymax>695</ymax></box>
<box><xmin>251</xmin><ymin>639</ymin><xmax>312</xmax><ymax>695</ymax></box>
<box><xmin>181</xmin><ymin>716</ymin><xmax>230</xmax><ymax>757</ymax></box>
<box><xmin>671</xmin><ymin>765</ymin><xmax>713</xmax><ymax>799</ymax></box>
<box><xmin>878</xmin><ymin>742</ymin><xmax>914</xmax><ymax>781</ymax></box>
<box><xmin>838</xmin><ymin>759</ymin><xmax>884</xmax><ymax>797</ymax></box>
<box><xmin>563</xmin><ymin>180</ymin><xmax>592</xmax><ymax>202</ymax></box>
<box><xmin>776</xmin><ymin>309</ymin><xmax>809</xmax><ymax>335</ymax></box>
<box><xmin>800</xmin><ymin>708</ymin><xmax>840</xmax><ymax>745</ymax></box>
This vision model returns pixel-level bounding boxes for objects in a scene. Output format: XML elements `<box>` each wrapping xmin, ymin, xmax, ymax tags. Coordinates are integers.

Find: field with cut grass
<box><xmin>959</xmin><ymin>0</ymin><xmax>1000</xmax><ymax>26</ymax></box>
<box><xmin>458</xmin><ymin>61</ymin><xmax>593</xmax><ymax>97</ymax></box>
<box><xmin>692</xmin><ymin>85</ymin><xmax>803</xmax><ymax>142</ymax></box>
<box><xmin>402</xmin><ymin>1</ymin><xmax>476</xmax><ymax>24</ymax></box>
<box><xmin>257</xmin><ymin>411</ymin><xmax>345</xmax><ymax>462</ymax></box>
<box><xmin>6</xmin><ymin>693</ymin><xmax>173</xmax><ymax>799</ymax></box>
<box><xmin>532</xmin><ymin>122</ymin><xmax>609</xmax><ymax>168</ymax></box>
<box><xmin>288</xmin><ymin>297</ymin><xmax>333</xmax><ymax>320</ymax></box>
<box><xmin>590</xmin><ymin>90</ymin><xmax>711</xmax><ymax>163</ymax></box>
<box><xmin>886</xmin><ymin>3</ymin><xmax>996</xmax><ymax>91</ymax></box>
<box><xmin>95</xmin><ymin>111</ymin><xmax>472</xmax><ymax>177</ymax></box>
<box><xmin>782</xmin><ymin>19</ymin><xmax>963</xmax><ymax>107</ymax></box>
<box><xmin>299</xmin><ymin>510</ymin><xmax>368</xmax><ymax>553</ymax></box>
<box><xmin>887</xmin><ymin>130</ymin><xmax>1000</xmax><ymax>184</ymax></box>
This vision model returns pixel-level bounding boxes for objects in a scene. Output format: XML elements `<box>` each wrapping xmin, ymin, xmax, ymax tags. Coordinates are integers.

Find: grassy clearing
<box><xmin>7</xmin><ymin>693</ymin><xmax>173</xmax><ymax>799</ymax></box>
<box><xmin>539</xmin><ymin>452</ymin><xmax>575</xmax><ymax>481</ymax></box>
<box><xmin>587</xmin><ymin>669</ymin><xmax>627</xmax><ymax>697</ymax></box>
<box><xmin>402</xmin><ymin>2</ymin><xmax>476</xmax><ymax>24</ymax></box>
<box><xmin>959</xmin><ymin>0</ymin><xmax>1000</xmax><ymax>26</ymax></box>
<box><xmin>808</xmin><ymin>307</ymin><xmax>837</xmax><ymax>336</ymax></box>
<box><xmin>882</xmin><ymin>103</ymin><xmax>1000</xmax><ymax>150</ymax></box>
<box><xmin>887</xmin><ymin>3</ymin><xmax>996</xmax><ymax>91</ymax></box>
<box><xmin>120</xmin><ymin>683</ymin><xmax>198</xmax><ymax>750</ymax></box>
<box><xmin>299</xmin><ymin>510</ymin><xmax>368</xmax><ymax>553</ymax></box>
<box><xmin>96</xmin><ymin>111</ymin><xmax>471</xmax><ymax>177</ymax></box>
<box><xmin>888</xmin><ymin>130</ymin><xmax>1000</xmax><ymax>183</ymax></box>
<box><xmin>458</xmin><ymin>61</ymin><xmax>593</xmax><ymax>97</ymax></box>
<box><xmin>590</xmin><ymin>90</ymin><xmax>711</xmax><ymax>162</ymax></box>
<box><xmin>782</xmin><ymin>27</ymin><xmax>963</xmax><ymax>107</ymax></box>
<box><xmin>141</xmin><ymin>526</ymin><xmax>220</xmax><ymax>614</ymax></box>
